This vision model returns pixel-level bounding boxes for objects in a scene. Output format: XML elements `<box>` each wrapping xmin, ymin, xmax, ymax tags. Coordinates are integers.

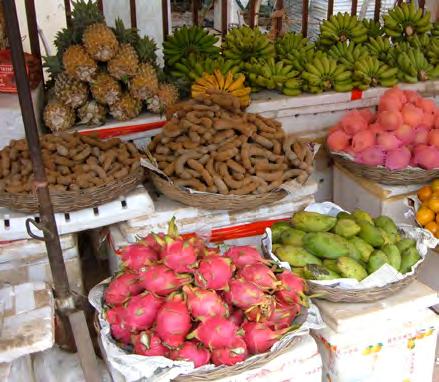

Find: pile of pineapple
<box><xmin>43</xmin><ymin>0</ymin><xmax>179</xmax><ymax>132</ymax></box>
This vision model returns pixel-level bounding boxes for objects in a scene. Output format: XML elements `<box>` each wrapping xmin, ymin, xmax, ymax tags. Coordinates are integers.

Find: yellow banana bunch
<box><xmin>191</xmin><ymin>70</ymin><xmax>251</xmax><ymax>108</ymax></box>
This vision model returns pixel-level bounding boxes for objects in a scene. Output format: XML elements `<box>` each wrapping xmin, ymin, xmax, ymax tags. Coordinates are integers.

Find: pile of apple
<box><xmin>327</xmin><ymin>87</ymin><xmax>439</xmax><ymax>170</ymax></box>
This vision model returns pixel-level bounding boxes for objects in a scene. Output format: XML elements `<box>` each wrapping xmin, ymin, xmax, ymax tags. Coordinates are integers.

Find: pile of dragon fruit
<box><xmin>327</xmin><ymin>87</ymin><xmax>439</xmax><ymax>170</ymax></box>
<box><xmin>103</xmin><ymin>220</ymin><xmax>307</xmax><ymax>368</ymax></box>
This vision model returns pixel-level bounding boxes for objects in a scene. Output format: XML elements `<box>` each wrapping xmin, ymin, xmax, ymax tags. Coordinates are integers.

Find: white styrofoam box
<box><xmin>0</xmin><ymin>282</ymin><xmax>54</xmax><ymax>363</ymax></box>
<box><xmin>0</xmin><ymin>234</ymin><xmax>83</xmax><ymax>293</ymax></box>
<box><xmin>333</xmin><ymin>164</ymin><xmax>423</xmax><ymax>224</ymax></box>
<box><xmin>313</xmin><ymin>309</ymin><xmax>439</xmax><ymax>382</ymax></box>
<box><xmin>0</xmin><ymin>85</ymin><xmax>43</xmax><ymax>149</ymax></box>
<box><xmin>0</xmin><ymin>354</ymin><xmax>35</xmax><ymax>382</ymax></box>
<box><xmin>0</xmin><ymin>186</ymin><xmax>154</xmax><ymax>241</ymax></box>
<box><xmin>418</xmin><ymin>252</ymin><xmax>439</xmax><ymax>313</ymax></box>
<box><xmin>98</xmin><ymin>333</ymin><xmax>322</xmax><ymax>382</ymax></box>
<box><xmin>314</xmin><ymin>280</ymin><xmax>439</xmax><ymax>333</ymax></box>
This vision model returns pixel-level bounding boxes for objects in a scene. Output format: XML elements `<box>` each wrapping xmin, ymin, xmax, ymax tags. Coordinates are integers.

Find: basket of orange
<box><xmin>415</xmin><ymin>179</ymin><xmax>439</xmax><ymax>240</ymax></box>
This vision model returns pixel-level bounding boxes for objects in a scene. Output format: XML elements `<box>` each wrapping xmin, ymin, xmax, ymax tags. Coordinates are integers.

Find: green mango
<box><xmin>396</xmin><ymin>238</ymin><xmax>416</xmax><ymax>253</ymax></box>
<box><xmin>378</xmin><ymin>228</ymin><xmax>395</xmax><ymax>246</ymax></box>
<box><xmin>367</xmin><ymin>250</ymin><xmax>389</xmax><ymax>274</ymax></box>
<box><xmin>349</xmin><ymin>236</ymin><xmax>374</xmax><ymax>262</ymax></box>
<box><xmin>337</xmin><ymin>211</ymin><xmax>355</xmax><ymax>221</ymax></box>
<box><xmin>291</xmin><ymin>211</ymin><xmax>337</xmax><ymax>232</ymax></box>
<box><xmin>357</xmin><ymin>220</ymin><xmax>384</xmax><ymax>247</ymax></box>
<box><xmin>271</xmin><ymin>221</ymin><xmax>292</xmax><ymax>244</ymax></box>
<box><xmin>352</xmin><ymin>209</ymin><xmax>374</xmax><ymax>224</ymax></box>
<box><xmin>303</xmin><ymin>264</ymin><xmax>341</xmax><ymax>280</ymax></box>
<box><xmin>303</xmin><ymin>232</ymin><xmax>350</xmax><ymax>259</ymax></box>
<box><xmin>275</xmin><ymin>245</ymin><xmax>322</xmax><ymax>267</ymax></box>
<box><xmin>291</xmin><ymin>267</ymin><xmax>305</xmax><ymax>278</ymax></box>
<box><xmin>323</xmin><ymin>259</ymin><xmax>341</xmax><ymax>273</ymax></box>
<box><xmin>400</xmin><ymin>247</ymin><xmax>421</xmax><ymax>274</ymax></box>
<box><xmin>373</xmin><ymin>215</ymin><xmax>398</xmax><ymax>235</ymax></box>
<box><xmin>337</xmin><ymin>256</ymin><xmax>368</xmax><ymax>281</ymax></box>
<box><xmin>334</xmin><ymin>219</ymin><xmax>361</xmax><ymax>238</ymax></box>
<box><xmin>346</xmin><ymin>240</ymin><xmax>363</xmax><ymax>262</ymax></box>
<box><xmin>280</xmin><ymin>228</ymin><xmax>306</xmax><ymax>247</ymax></box>
<box><xmin>382</xmin><ymin>244</ymin><xmax>401</xmax><ymax>271</ymax></box>
<box><xmin>272</xmin><ymin>244</ymin><xmax>282</xmax><ymax>252</ymax></box>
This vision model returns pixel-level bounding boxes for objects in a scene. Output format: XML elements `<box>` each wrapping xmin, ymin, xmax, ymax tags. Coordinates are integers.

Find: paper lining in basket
<box><xmin>141</xmin><ymin>143</ymin><xmax>320</xmax><ymax>196</ymax></box>
<box><xmin>261</xmin><ymin>202</ymin><xmax>438</xmax><ymax>290</ymax></box>
<box><xmin>89</xmin><ymin>280</ymin><xmax>324</xmax><ymax>382</ymax></box>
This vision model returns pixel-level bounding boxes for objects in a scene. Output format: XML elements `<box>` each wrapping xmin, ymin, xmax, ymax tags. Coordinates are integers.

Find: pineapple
<box><xmin>90</xmin><ymin>72</ymin><xmax>121</xmax><ymax>105</ymax></box>
<box><xmin>108</xmin><ymin>43</ymin><xmax>139</xmax><ymax>80</ymax></box>
<box><xmin>147</xmin><ymin>83</ymin><xmax>179</xmax><ymax>114</ymax></box>
<box><xmin>129</xmin><ymin>63</ymin><xmax>159</xmax><ymax>101</ymax></box>
<box><xmin>71</xmin><ymin>0</ymin><xmax>105</xmax><ymax>41</ymax></box>
<box><xmin>83</xmin><ymin>23</ymin><xmax>119</xmax><ymax>62</ymax></box>
<box><xmin>136</xmin><ymin>35</ymin><xmax>158</xmax><ymax>65</ymax></box>
<box><xmin>77</xmin><ymin>100</ymin><xmax>107</xmax><ymax>126</ymax></box>
<box><xmin>43</xmin><ymin>101</ymin><xmax>76</xmax><ymax>132</ymax></box>
<box><xmin>63</xmin><ymin>45</ymin><xmax>97</xmax><ymax>82</ymax></box>
<box><xmin>54</xmin><ymin>73</ymin><xmax>88</xmax><ymax>109</ymax></box>
<box><xmin>110</xmin><ymin>93</ymin><xmax>141</xmax><ymax>121</ymax></box>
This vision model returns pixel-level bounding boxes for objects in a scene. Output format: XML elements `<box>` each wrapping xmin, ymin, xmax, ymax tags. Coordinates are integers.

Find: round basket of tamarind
<box><xmin>147</xmin><ymin>93</ymin><xmax>315</xmax><ymax>211</ymax></box>
<box><xmin>0</xmin><ymin>133</ymin><xmax>145</xmax><ymax>213</ymax></box>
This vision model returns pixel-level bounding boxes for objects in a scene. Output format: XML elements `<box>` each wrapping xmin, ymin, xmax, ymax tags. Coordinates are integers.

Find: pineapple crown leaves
<box><xmin>42</xmin><ymin>55</ymin><xmax>64</xmax><ymax>80</ymax></box>
<box><xmin>113</xmin><ymin>17</ymin><xmax>139</xmax><ymax>45</ymax></box>
<box><xmin>54</xmin><ymin>28</ymin><xmax>76</xmax><ymax>58</ymax></box>
<box><xmin>71</xmin><ymin>0</ymin><xmax>104</xmax><ymax>38</ymax></box>
<box><xmin>135</xmin><ymin>35</ymin><xmax>158</xmax><ymax>65</ymax></box>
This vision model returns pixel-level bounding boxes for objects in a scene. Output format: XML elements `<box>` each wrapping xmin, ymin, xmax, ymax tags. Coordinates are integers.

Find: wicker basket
<box><xmin>0</xmin><ymin>167</ymin><xmax>144</xmax><ymax>213</ymax></box>
<box><xmin>307</xmin><ymin>263</ymin><xmax>422</xmax><ymax>303</ymax></box>
<box><xmin>150</xmin><ymin>172</ymin><xmax>291</xmax><ymax>211</ymax></box>
<box><xmin>332</xmin><ymin>152</ymin><xmax>439</xmax><ymax>185</ymax></box>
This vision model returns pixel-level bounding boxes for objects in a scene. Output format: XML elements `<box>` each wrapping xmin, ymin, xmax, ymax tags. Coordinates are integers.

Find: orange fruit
<box><xmin>436</xmin><ymin>214</ymin><xmax>439</xmax><ymax>224</ymax></box>
<box><xmin>417</xmin><ymin>185</ymin><xmax>433</xmax><ymax>202</ymax></box>
<box><xmin>425</xmin><ymin>221</ymin><xmax>439</xmax><ymax>236</ymax></box>
<box><xmin>416</xmin><ymin>207</ymin><xmax>435</xmax><ymax>226</ymax></box>
<box><xmin>431</xmin><ymin>179</ymin><xmax>439</xmax><ymax>192</ymax></box>
<box><xmin>428</xmin><ymin>198</ymin><xmax>439</xmax><ymax>213</ymax></box>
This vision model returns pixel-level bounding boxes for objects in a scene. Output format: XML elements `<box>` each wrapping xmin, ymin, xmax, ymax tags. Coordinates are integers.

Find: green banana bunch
<box><xmin>363</xmin><ymin>19</ymin><xmax>384</xmax><ymax>38</ymax></box>
<box><xmin>353</xmin><ymin>56</ymin><xmax>399</xmax><ymax>90</ymax></box>
<box><xmin>281</xmin><ymin>48</ymin><xmax>322</xmax><ymax>73</ymax></box>
<box><xmin>163</xmin><ymin>25</ymin><xmax>220</xmax><ymax>67</ymax></box>
<box><xmin>432</xmin><ymin>23</ymin><xmax>439</xmax><ymax>38</ymax></box>
<box><xmin>328</xmin><ymin>42</ymin><xmax>368</xmax><ymax>69</ymax></box>
<box><xmin>397</xmin><ymin>49</ymin><xmax>439</xmax><ymax>82</ymax></box>
<box><xmin>301</xmin><ymin>55</ymin><xmax>353</xmax><ymax>93</ymax></box>
<box><xmin>223</xmin><ymin>26</ymin><xmax>275</xmax><ymax>64</ymax></box>
<box><xmin>407</xmin><ymin>33</ymin><xmax>430</xmax><ymax>55</ymax></box>
<box><xmin>366</xmin><ymin>36</ymin><xmax>393</xmax><ymax>63</ymax></box>
<box><xmin>383</xmin><ymin>2</ymin><xmax>432</xmax><ymax>41</ymax></box>
<box><xmin>276</xmin><ymin>32</ymin><xmax>314</xmax><ymax>58</ymax></box>
<box><xmin>244</xmin><ymin>57</ymin><xmax>301</xmax><ymax>95</ymax></box>
<box><xmin>427</xmin><ymin>38</ymin><xmax>439</xmax><ymax>66</ymax></box>
<box><xmin>319</xmin><ymin>12</ymin><xmax>368</xmax><ymax>47</ymax></box>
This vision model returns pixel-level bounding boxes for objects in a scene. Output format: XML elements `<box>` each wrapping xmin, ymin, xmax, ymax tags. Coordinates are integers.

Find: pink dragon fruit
<box><xmin>169</xmin><ymin>341</ymin><xmax>211</xmax><ymax>368</ymax></box>
<box><xmin>118</xmin><ymin>244</ymin><xmax>158</xmax><ymax>271</ymax></box>
<box><xmin>384</xmin><ymin>147</ymin><xmax>411</xmax><ymax>170</ymax></box>
<box><xmin>104</xmin><ymin>272</ymin><xmax>144</xmax><ymax>306</ymax></box>
<box><xmin>161</xmin><ymin>237</ymin><xmax>198</xmax><ymax>273</ymax></box>
<box><xmin>189</xmin><ymin>316</ymin><xmax>242</xmax><ymax>350</ymax></box>
<box><xmin>132</xmin><ymin>331</ymin><xmax>168</xmax><ymax>357</ymax></box>
<box><xmin>403</xmin><ymin>89</ymin><xmax>420</xmax><ymax>104</ymax></box>
<box><xmin>242</xmin><ymin>321</ymin><xmax>290</xmax><ymax>354</ymax></box>
<box><xmin>183</xmin><ymin>285</ymin><xmax>229</xmax><ymax>321</ymax></box>
<box><xmin>123</xmin><ymin>292</ymin><xmax>164</xmax><ymax>332</ymax></box>
<box><xmin>139</xmin><ymin>264</ymin><xmax>192</xmax><ymax>296</ymax></box>
<box><xmin>244</xmin><ymin>294</ymin><xmax>276</xmax><ymax>323</ymax></box>
<box><xmin>194</xmin><ymin>255</ymin><xmax>235</xmax><ymax>290</ymax></box>
<box><xmin>110</xmin><ymin>323</ymin><xmax>131</xmax><ymax>344</ymax></box>
<box><xmin>267</xmin><ymin>301</ymin><xmax>300</xmax><ymax>330</ymax></box>
<box><xmin>224</xmin><ymin>246</ymin><xmax>268</xmax><ymax>268</ymax></box>
<box><xmin>229</xmin><ymin>309</ymin><xmax>245</xmax><ymax>327</ymax></box>
<box><xmin>275</xmin><ymin>271</ymin><xmax>308</xmax><ymax>307</ymax></box>
<box><xmin>155</xmin><ymin>293</ymin><xmax>192</xmax><ymax>348</ymax></box>
<box><xmin>376</xmin><ymin>132</ymin><xmax>402</xmax><ymax>151</ymax></box>
<box><xmin>340</xmin><ymin>110</ymin><xmax>368</xmax><ymax>135</ymax></box>
<box><xmin>237</xmin><ymin>264</ymin><xmax>280</xmax><ymax>291</ymax></box>
<box><xmin>224</xmin><ymin>278</ymin><xmax>266</xmax><ymax>310</ymax></box>
<box><xmin>355</xmin><ymin>146</ymin><xmax>386</xmax><ymax>166</ymax></box>
<box><xmin>211</xmin><ymin>337</ymin><xmax>248</xmax><ymax>366</ymax></box>
<box><xmin>142</xmin><ymin>233</ymin><xmax>164</xmax><ymax>253</ymax></box>
<box><xmin>105</xmin><ymin>306</ymin><xmax>125</xmax><ymax>325</ymax></box>
<box><xmin>413</xmin><ymin>125</ymin><xmax>430</xmax><ymax>145</ymax></box>
<box><xmin>351</xmin><ymin>130</ymin><xmax>376</xmax><ymax>153</ymax></box>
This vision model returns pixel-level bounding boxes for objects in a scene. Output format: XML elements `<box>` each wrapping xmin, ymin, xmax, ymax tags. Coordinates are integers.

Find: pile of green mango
<box><xmin>271</xmin><ymin>209</ymin><xmax>421</xmax><ymax>282</ymax></box>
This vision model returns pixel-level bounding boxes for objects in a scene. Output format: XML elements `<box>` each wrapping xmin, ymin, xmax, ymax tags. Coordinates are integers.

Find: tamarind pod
<box><xmin>203</xmin><ymin>131</ymin><xmax>213</xmax><ymax>141</ymax></box>
<box><xmin>241</xmin><ymin>143</ymin><xmax>252</xmax><ymax>170</ymax></box>
<box><xmin>193</xmin><ymin>104</ymin><xmax>221</xmax><ymax>112</ymax></box>
<box><xmin>87</xmin><ymin>156</ymin><xmax>98</xmax><ymax>166</ymax></box>
<box><xmin>175</xmin><ymin>178</ymin><xmax>207</xmax><ymax>192</ymax></box>
<box><xmin>148</xmin><ymin>134</ymin><xmax>162</xmax><ymax>152</ymax></box>
<box><xmin>163</xmin><ymin>125</ymin><xmax>183</xmax><ymax>138</ymax></box>
<box><xmin>293</xmin><ymin>142</ymin><xmax>305</xmax><ymax>161</ymax></box>
<box><xmin>69</xmin><ymin>184</ymin><xmax>80</xmax><ymax>191</ymax></box>
<box><xmin>214</xmin><ymin>147</ymin><xmax>238</xmax><ymax>162</ymax></box>
<box><xmin>185</xmin><ymin>169</ymin><xmax>202</xmax><ymax>178</ymax></box>
<box><xmin>213</xmin><ymin>175</ymin><xmax>229</xmax><ymax>195</ymax></box>
<box><xmin>226</xmin><ymin>159</ymin><xmax>245</xmax><ymax>174</ymax></box>
<box><xmin>229</xmin><ymin>181</ymin><xmax>259</xmax><ymax>195</ymax></box>
<box><xmin>54</xmin><ymin>156</ymin><xmax>74</xmax><ymax>167</ymax></box>
<box><xmin>292</xmin><ymin>159</ymin><xmax>301</xmax><ymax>168</ymax></box>
<box><xmin>126</xmin><ymin>142</ymin><xmax>139</xmax><ymax>157</ymax></box>
<box><xmin>187</xmin><ymin>158</ymin><xmax>213</xmax><ymax>186</ymax></box>
<box><xmin>158</xmin><ymin>161</ymin><xmax>170</xmax><ymax>170</ymax></box>
<box><xmin>131</xmin><ymin>161</ymin><xmax>140</xmax><ymax>173</ymax></box>
<box><xmin>206</xmin><ymin>185</ymin><xmax>218</xmax><ymax>193</ymax></box>
<box><xmin>114</xmin><ymin>168</ymin><xmax>129</xmax><ymax>179</ymax></box>
<box><xmin>156</xmin><ymin>145</ymin><xmax>170</xmax><ymax>155</ymax></box>
<box><xmin>232</xmin><ymin>172</ymin><xmax>245</xmax><ymax>181</ymax></box>
<box><xmin>175</xmin><ymin>152</ymin><xmax>203</xmax><ymax>177</ymax></box>
<box><xmin>212</xmin><ymin>130</ymin><xmax>235</xmax><ymax>144</ymax></box>
<box><xmin>86</xmin><ymin>164</ymin><xmax>107</xmax><ymax>178</ymax></box>
<box><xmin>218</xmin><ymin>162</ymin><xmax>252</xmax><ymax>189</ymax></box>
<box><xmin>73</xmin><ymin>146</ymin><xmax>92</xmax><ymax>162</ymax></box>
<box><xmin>108</xmin><ymin>163</ymin><xmax>123</xmax><ymax>176</ymax></box>
<box><xmin>182</xmin><ymin>139</ymin><xmax>200</xmax><ymax>150</ymax></box>
<box><xmin>164</xmin><ymin>162</ymin><xmax>176</xmax><ymax>176</ymax></box>
<box><xmin>255</xmin><ymin>162</ymin><xmax>287</xmax><ymax>171</ymax></box>
<box><xmin>283</xmin><ymin>135</ymin><xmax>298</xmax><ymax>163</ymax></box>
<box><xmin>214</xmin><ymin>119</ymin><xmax>255</xmax><ymax>136</ymax></box>
<box><xmin>185</xmin><ymin>112</ymin><xmax>202</xmax><ymax>124</ymax></box>
<box><xmin>188</xmin><ymin>131</ymin><xmax>201</xmax><ymax>143</ymax></box>
<box><xmin>256</xmin><ymin>170</ymin><xmax>284</xmax><ymax>182</ymax></box>
<box><xmin>57</xmin><ymin>175</ymin><xmax>73</xmax><ymax>186</ymax></box>
<box><xmin>304</xmin><ymin>146</ymin><xmax>314</xmax><ymax>166</ymax></box>
<box><xmin>282</xmin><ymin>169</ymin><xmax>305</xmax><ymax>181</ymax></box>
<box><xmin>297</xmin><ymin>172</ymin><xmax>308</xmax><ymax>184</ymax></box>
<box><xmin>167</xmin><ymin>142</ymin><xmax>184</xmax><ymax>151</ymax></box>
<box><xmin>199</xmin><ymin>117</ymin><xmax>213</xmax><ymax>129</ymax></box>
<box><xmin>253</xmin><ymin>134</ymin><xmax>274</xmax><ymax>149</ymax></box>
<box><xmin>55</xmin><ymin>145</ymin><xmax>69</xmax><ymax>157</ymax></box>
<box><xmin>198</xmin><ymin>154</ymin><xmax>210</xmax><ymax>165</ymax></box>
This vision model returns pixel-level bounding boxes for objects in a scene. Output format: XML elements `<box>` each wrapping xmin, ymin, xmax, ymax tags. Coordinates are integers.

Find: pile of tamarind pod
<box><xmin>0</xmin><ymin>133</ymin><xmax>142</xmax><ymax>193</ymax></box>
<box><xmin>148</xmin><ymin>92</ymin><xmax>313</xmax><ymax>195</ymax></box>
